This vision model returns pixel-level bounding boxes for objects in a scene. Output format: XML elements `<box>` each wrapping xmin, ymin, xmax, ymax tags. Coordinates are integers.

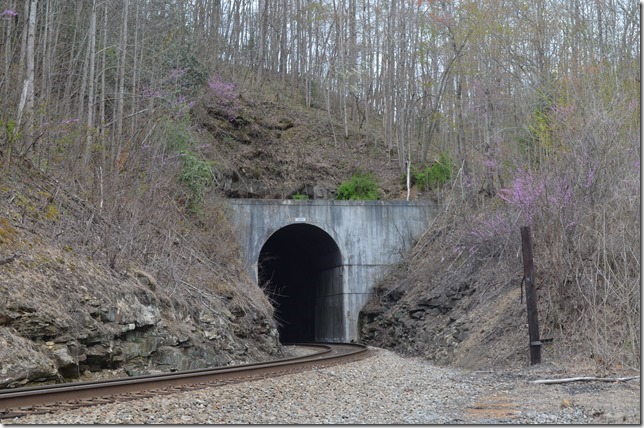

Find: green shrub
<box><xmin>292</xmin><ymin>193</ymin><xmax>309</xmax><ymax>200</ymax></box>
<box><xmin>411</xmin><ymin>152</ymin><xmax>453</xmax><ymax>191</ymax></box>
<box><xmin>180</xmin><ymin>150</ymin><xmax>215</xmax><ymax>212</ymax></box>
<box><xmin>160</xmin><ymin>120</ymin><xmax>194</xmax><ymax>152</ymax></box>
<box><xmin>0</xmin><ymin>119</ymin><xmax>20</xmax><ymax>155</ymax></box>
<box><xmin>336</xmin><ymin>173</ymin><xmax>380</xmax><ymax>200</ymax></box>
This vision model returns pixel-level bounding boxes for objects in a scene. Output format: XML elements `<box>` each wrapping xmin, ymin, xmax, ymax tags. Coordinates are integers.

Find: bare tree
<box><xmin>113</xmin><ymin>0</ymin><xmax>129</xmax><ymax>168</ymax></box>
<box><xmin>16</xmin><ymin>0</ymin><xmax>37</xmax><ymax>156</ymax></box>
<box><xmin>82</xmin><ymin>0</ymin><xmax>96</xmax><ymax>168</ymax></box>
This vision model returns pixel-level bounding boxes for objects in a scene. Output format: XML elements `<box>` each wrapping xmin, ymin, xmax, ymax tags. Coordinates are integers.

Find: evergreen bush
<box><xmin>411</xmin><ymin>152</ymin><xmax>453</xmax><ymax>191</ymax></box>
<box><xmin>336</xmin><ymin>173</ymin><xmax>380</xmax><ymax>200</ymax></box>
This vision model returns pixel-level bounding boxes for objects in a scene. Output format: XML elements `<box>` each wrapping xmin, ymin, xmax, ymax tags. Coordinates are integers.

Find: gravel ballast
<box><xmin>3</xmin><ymin>347</ymin><xmax>640</xmax><ymax>424</ymax></box>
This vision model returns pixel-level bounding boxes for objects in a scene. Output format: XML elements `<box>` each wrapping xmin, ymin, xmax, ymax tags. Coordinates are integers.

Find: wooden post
<box><xmin>521</xmin><ymin>226</ymin><xmax>541</xmax><ymax>365</ymax></box>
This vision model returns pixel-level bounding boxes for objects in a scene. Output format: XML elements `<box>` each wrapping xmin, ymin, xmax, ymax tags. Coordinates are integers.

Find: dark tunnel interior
<box><xmin>258</xmin><ymin>224</ymin><xmax>342</xmax><ymax>343</ymax></box>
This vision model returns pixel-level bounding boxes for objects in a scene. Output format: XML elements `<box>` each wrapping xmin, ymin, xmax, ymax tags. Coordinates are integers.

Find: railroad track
<box><xmin>0</xmin><ymin>343</ymin><xmax>369</xmax><ymax>419</ymax></box>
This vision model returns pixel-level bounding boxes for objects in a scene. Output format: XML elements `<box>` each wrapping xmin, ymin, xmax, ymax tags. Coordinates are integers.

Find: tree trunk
<box><xmin>17</xmin><ymin>0</ymin><xmax>37</xmax><ymax>156</ymax></box>
<box><xmin>83</xmin><ymin>0</ymin><xmax>97</xmax><ymax>168</ymax></box>
<box><xmin>99</xmin><ymin>2</ymin><xmax>107</xmax><ymax>130</ymax></box>
<box><xmin>256</xmin><ymin>0</ymin><xmax>268</xmax><ymax>85</ymax></box>
<box><xmin>18</xmin><ymin>0</ymin><xmax>29</xmax><ymax>71</ymax></box>
<box><xmin>114</xmin><ymin>0</ymin><xmax>129</xmax><ymax>169</ymax></box>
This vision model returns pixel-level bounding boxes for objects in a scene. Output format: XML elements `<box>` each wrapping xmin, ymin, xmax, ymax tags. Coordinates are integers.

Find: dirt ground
<box><xmin>459</xmin><ymin>361</ymin><xmax>641</xmax><ymax>424</ymax></box>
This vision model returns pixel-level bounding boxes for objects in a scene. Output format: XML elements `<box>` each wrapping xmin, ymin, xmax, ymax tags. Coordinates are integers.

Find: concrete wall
<box><xmin>228</xmin><ymin>199</ymin><xmax>436</xmax><ymax>342</ymax></box>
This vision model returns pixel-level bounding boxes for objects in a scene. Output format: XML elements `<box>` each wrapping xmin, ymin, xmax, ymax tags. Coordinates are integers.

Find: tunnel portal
<box><xmin>229</xmin><ymin>199</ymin><xmax>435</xmax><ymax>342</ymax></box>
<box><xmin>258</xmin><ymin>223</ymin><xmax>343</xmax><ymax>343</ymax></box>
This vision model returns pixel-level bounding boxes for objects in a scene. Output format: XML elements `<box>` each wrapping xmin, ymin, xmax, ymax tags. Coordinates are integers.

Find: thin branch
<box><xmin>532</xmin><ymin>376</ymin><xmax>639</xmax><ymax>385</ymax></box>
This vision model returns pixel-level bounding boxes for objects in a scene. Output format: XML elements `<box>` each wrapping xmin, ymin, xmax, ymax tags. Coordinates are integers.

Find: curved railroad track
<box><xmin>0</xmin><ymin>343</ymin><xmax>369</xmax><ymax>419</ymax></box>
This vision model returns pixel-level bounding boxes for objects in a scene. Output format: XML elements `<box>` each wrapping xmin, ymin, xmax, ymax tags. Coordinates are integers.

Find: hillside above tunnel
<box><xmin>188</xmin><ymin>90</ymin><xmax>414</xmax><ymax>201</ymax></box>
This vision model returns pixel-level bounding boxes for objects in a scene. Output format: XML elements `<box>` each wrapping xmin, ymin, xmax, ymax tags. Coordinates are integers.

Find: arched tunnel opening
<box><xmin>258</xmin><ymin>223</ymin><xmax>343</xmax><ymax>343</ymax></box>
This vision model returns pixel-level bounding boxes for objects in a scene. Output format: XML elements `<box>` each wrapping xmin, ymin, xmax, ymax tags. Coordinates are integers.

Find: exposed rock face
<box><xmin>0</xmin><ymin>259</ymin><xmax>281</xmax><ymax>388</ymax></box>
<box><xmin>359</xmin><ymin>282</ymin><xmax>475</xmax><ymax>365</ymax></box>
<box><xmin>0</xmin><ymin>331</ymin><xmax>58</xmax><ymax>387</ymax></box>
<box><xmin>359</xmin><ymin>267</ymin><xmax>527</xmax><ymax>370</ymax></box>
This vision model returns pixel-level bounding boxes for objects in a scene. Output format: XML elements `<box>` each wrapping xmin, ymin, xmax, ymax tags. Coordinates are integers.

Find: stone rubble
<box><xmin>3</xmin><ymin>347</ymin><xmax>639</xmax><ymax>425</ymax></box>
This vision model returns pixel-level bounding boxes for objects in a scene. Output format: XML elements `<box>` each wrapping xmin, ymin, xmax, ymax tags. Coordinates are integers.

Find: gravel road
<box><xmin>3</xmin><ymin>347</ymin><xmax>639</xmax><ymax>424</ymax></box>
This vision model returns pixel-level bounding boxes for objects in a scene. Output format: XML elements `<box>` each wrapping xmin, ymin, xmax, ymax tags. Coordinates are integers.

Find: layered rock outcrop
<box><xmin>0</xmin><ymin>254</ymin><xmax>280</xmax><ymax>387</ymax></box>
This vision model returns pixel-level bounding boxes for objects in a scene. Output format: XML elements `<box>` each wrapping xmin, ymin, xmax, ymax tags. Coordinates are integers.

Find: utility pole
<box><xmin>521</xmin><ymin>226</ymin><xmax>541</xmax><ymax>365</ymax></box>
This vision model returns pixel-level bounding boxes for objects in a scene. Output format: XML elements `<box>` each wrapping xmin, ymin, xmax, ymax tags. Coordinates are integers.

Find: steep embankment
<box><xmin>359</xmin><ymin>220</ymin><xmax>531</xmax><ymax>370</ymax></box>
<box><xmin>0</xmin><ymin>159</ymin><xmax>280</xmax><ymax>387</ymax></box>
<box><xmin>359</xmin><ymin>171</ymin><xmax>640</xmax><ymax>372</ymax></box>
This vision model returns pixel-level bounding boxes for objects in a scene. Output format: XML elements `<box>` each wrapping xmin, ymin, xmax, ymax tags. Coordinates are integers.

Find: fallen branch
<box><xmin>532</xmin><ymin>376</ymin><xmax>639</xmax><ymax>385</ymax></box>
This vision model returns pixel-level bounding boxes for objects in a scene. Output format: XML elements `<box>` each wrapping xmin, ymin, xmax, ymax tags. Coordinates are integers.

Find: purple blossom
<box><xmin>483</xmin><ymin>158</ymin><xmax>497</xmax><ymax>171</ymax></box>
<box><xmin>498</xmin><ymin>168</ymin><xmax>577</xmax><ymax>226</ymax></box>
<box><xmin>207</xmin><ymin>74</ymin><xmax>239</xmax><ymax>119</ymax></box>
<box><xmin>546</xmin><ymin>177</ymin><xmax>573</xmax><ymax>210</ymax></box>
<box><xmin>208</xmin><ymin>74</ymin><xmax>237</xmax><ymax>101</ymax></box>
<box><xmin>0</xmin><ymin>9</ymin><xmax>18</xmax><ymax>18</ymax></box>
<box><xmin>168</xmin><ymin>68</ymin><xmax>188</xmax><ymax>81</ymax></box>
<box><xmin>498</xmin><ymin>170</ymin><xmax>545</xmax><ymax>224</ymax></box>
<box><xmin>585</xmin><ymin>168</ymin><xmax>595</xmax><ymax>189</ymax></box>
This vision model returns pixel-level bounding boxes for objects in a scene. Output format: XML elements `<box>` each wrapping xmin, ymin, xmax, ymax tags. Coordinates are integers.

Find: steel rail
<box><xmin>0</xmin><ymin>342</ymin><xmax>368</xmax><ymax>418</ymax></box>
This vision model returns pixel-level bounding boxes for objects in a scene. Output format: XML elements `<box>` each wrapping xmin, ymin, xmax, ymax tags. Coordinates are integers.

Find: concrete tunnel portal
<box><xmin>257</xmin><ymin>223</ymin><xmax>344</xmax><ymax>343</ymax></box>
<box><xmin>229</xmin><ymin>199</ymin><xmax>435</xmax><ymax>342</ymax></box>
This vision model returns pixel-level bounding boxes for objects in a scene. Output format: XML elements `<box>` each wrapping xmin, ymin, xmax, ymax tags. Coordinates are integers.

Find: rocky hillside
<box><xmin>0</xmin><ymin>159</ymin><xmax>281</xmax><ymax>387</ymax></box>
<box><xmin>359</xmin><ymin>173</ymin><xmax>640</xmax><ymax>373</ymax></box>
<box><xmin>190</xmin><ymin>84</ymin><xmax>406</xmax><ymax>200</ymax></box>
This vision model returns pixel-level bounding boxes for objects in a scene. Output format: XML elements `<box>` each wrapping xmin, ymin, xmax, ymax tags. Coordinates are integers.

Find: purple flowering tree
<box><xmin>0</xmin><ymin>9</ymin><xmax>18</xmax><ymax>18</ymax></box>
<box><xmin>207</xmin><ymin>74</ymin><xmax>240</xmax><ymax>120</ymax></box>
